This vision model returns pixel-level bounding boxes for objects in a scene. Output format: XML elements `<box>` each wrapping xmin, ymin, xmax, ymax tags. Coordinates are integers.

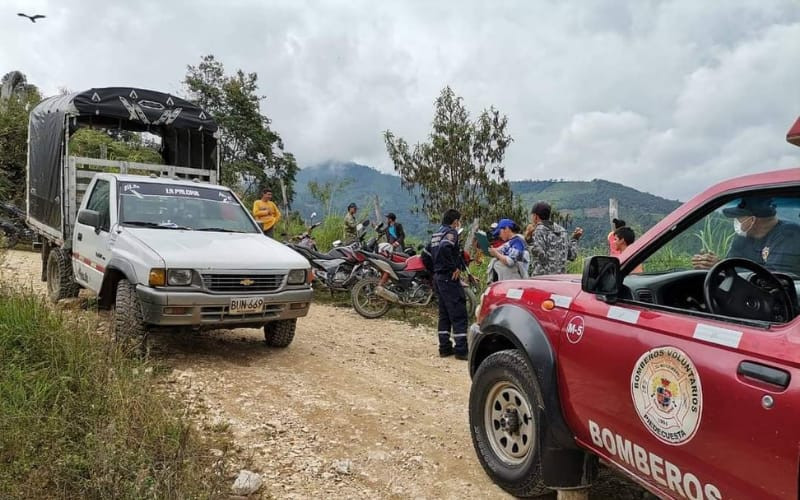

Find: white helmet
<box><xmin>378</xmin><ymin>242</ymin><xmax>394</xmax><ymax>257</ymax></box>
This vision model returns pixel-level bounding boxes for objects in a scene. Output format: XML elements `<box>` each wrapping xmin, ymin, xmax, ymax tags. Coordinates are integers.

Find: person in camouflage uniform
<box><xmin>526</xmin><ymin>201</ymin><xmax>583</xmax><ymax>275</ymax></box>
<box><xmin>343</xmin><ymin>202</ymin><xmax>358</xmax><ymax>244</ymax></box>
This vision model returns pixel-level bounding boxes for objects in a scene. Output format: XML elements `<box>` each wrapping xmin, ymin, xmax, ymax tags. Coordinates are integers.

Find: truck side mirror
<box><xmin>77</xmin><ymin>209</ymin><xmax>100</xmax><ymax>230</ymax></box>
<box><xmin>581</xmin><ymin>255</ymin><xmax>620</xmax><ymax>302</ymax></box>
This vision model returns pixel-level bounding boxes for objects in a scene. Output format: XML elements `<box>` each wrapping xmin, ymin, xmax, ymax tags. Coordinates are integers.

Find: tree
<box><xmin>384</xmin><ymin>86</ymin><xmax>525</xmax><ymax>227</ymax></box>
<box><xmin>307</xmin><ymin>178</ymin><xmax>354</xmax><ymax>217</ymax></box>
<box><xmin>0</xmin><ymin>71</ymin><xmax>41</xmax><ymax>204</ymax></box>
<box><xmin>69</xmin><ymin>128</ymin><xmax>163</xmax><ymax>164</ymax></box>
<box><xmin>183</xmin><ymin>55</ymin><xmax>297</xmax><ymax>205</ymax></box>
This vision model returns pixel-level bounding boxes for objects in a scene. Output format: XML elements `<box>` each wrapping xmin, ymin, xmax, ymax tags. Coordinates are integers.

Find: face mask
<box><xmin>734</xmin><ymin>216</ymin><xmax>755</xmax><ymax>237</ymax></box>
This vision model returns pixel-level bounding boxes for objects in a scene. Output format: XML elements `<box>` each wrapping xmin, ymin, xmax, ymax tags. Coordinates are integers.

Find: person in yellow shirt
<box><xmin>253</xmin><ymin>188</ymin><xmax>281</xmax><ymax>237</ymax></box>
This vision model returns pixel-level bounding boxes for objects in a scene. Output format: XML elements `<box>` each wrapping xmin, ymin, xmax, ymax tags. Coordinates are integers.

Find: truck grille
<box><xmin>201</xmin><ymin>273</ymin><xmax>285</xmax><ymax>293</ymax></box>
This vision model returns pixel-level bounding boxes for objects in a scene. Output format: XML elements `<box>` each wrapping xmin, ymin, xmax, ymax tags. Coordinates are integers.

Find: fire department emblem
<box><xmin>631</xmin><ymin>346</ymin><xmax>702</xmax><ymax>445</ymax></box>
<box><xmin>655</xmin><ymin>378</ymin><xmax>673</xmax><ymax>408</ymax></box>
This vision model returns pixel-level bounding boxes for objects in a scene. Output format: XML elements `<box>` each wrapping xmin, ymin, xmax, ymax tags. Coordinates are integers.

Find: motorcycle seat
<box><xmin>362</xmin><ymin>250</ymin><xmax>407</xmax><ymax>271</ymax></box>
<box><xmin>387</xmin><ymin>260</ymin><xmax>407</xmax><ymax>271</ymax></box>
<box><xmin>307</xmin><ymin>248</ymin><xmax>342</xmax><ymax>260</ymax></box>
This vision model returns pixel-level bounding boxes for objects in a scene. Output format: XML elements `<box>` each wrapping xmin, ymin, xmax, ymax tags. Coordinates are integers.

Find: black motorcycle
<box><xmin>0</xmin><ymin>202</ymin><xmax>35</xmax><ymax>249</ymax></box>
<box><xmin>288</xmin><ymin>219</ymin><xmax>382</xmax><ymax>292</ymax></box>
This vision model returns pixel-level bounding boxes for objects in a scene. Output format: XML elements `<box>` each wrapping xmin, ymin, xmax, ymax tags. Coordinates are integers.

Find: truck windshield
<box><xmin>117</xmin><ymin>181</ymin><xmax>259</xmax><ymax>233</ymax></box>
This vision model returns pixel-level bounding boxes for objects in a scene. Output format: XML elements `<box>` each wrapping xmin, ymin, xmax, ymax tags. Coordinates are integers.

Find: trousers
<box><xmin>435</xmin><ymin>276</ymin><xmax>467</xmax><ymax>354</ymax></box>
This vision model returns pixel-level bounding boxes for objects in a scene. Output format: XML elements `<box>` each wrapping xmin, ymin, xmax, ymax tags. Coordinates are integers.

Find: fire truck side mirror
<box><xmin>581</xmin><ymin>255</ymin><xmax>620</xmax><ymax>302</ymax></box>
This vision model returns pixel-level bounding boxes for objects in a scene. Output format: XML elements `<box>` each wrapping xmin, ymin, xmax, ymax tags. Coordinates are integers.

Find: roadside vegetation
<box><xmin>0</xmin><ymin>260</ymin><xmax>230</xmax><ymax>498</ymax></box>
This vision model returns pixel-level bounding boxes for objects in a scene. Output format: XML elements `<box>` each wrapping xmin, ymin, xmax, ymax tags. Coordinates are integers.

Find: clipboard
<box><xmin>475</xmin><ymin>230</ymin><xmax>490</xmax><ymax>254</ymax></box>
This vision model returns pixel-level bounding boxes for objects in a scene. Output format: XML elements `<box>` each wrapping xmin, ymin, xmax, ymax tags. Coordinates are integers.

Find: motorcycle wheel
<box><xmin>351</xmin><ymin>277</ymin><xmax>391</xmax><ymax>319</ymax></box>
<box><xmin>0</xmin><ymin>228</ymin><xmax>18</xmax><ymax>249</ymax></box>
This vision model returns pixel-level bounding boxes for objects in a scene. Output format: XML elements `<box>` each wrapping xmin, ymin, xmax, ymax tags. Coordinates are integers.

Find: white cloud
<box><xmin>1</xmin><ymin>0</ymin><xmax>798</xmax><ymax>200</ymax></box>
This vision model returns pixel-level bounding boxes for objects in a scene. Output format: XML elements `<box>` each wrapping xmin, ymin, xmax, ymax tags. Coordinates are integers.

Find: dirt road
<box><xmin>1</xmin><ymin>249</ymin><xmax>648</xmax><ymax>499</ymax></box>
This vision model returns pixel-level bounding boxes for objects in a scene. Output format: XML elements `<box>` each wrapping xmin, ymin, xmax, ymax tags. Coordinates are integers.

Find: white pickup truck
<box><xmin>26</xmin><ymin>87</ymin><xmax>311</xmax><ymax>351</ymax></box>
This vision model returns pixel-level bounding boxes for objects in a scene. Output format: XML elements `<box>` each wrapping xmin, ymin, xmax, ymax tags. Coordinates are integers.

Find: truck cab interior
<box><xmin>612</xmin><ymin>192</ymin><xmax>800</xmax><ymax>325</ymax></box>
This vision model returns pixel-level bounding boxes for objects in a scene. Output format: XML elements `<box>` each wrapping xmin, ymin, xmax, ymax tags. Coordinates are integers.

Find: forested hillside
<box><xmin>293</xmin><ymin>162</ymin><xmax>682</xmax><ymax>248</ymax></box>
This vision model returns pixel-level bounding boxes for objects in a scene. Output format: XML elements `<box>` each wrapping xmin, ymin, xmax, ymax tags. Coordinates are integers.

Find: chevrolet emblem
<box><xmin>239</xmin><ymin>278</ymin><xmax>255</xmax><ymax>286</ymax></box>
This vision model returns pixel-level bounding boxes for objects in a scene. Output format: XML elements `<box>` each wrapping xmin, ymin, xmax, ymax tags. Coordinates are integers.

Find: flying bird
<box><xmin>18</xmin><ymin>13</ymin><xmax>46</xmax><ymax>23</ymax></box>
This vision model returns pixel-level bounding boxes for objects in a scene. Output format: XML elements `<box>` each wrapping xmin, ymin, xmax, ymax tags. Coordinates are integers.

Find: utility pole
<box><xmin>279</xmin><ymin>177</ymin><xmax>289</xmax><ymax>238</ymax></box>
<box><xmin>373</xmin><ymin>195</ymin><xmax>382</xmax><ymax>227</ymax></box>
<box><xmin>609</xmin><ymin>198</ymin><xmax>618</xmax><ymax>224</ymax></box>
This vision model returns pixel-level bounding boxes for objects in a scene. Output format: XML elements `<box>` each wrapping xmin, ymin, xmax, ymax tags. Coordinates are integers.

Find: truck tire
<box><xmin>46</xmin><ymin>248</ymin><xmax>80</xmax><ymax>303</ymax></box>
<box><xmin>264</xmin><ymin>319</ymin><xmax>296</xmax><ymax>347</ymax></box>
<box><xmin>350</xmin><ymin>277</ymin><xmax>391</xmax><ymax>319</ymax></box>
<box><xmin>469</xmin><ymin>349</ymin><xmax>548</xmax><ymax>497</ymax></box>
<box><xmin>112</xmin><ymin>279</ymin><xmax>148</xmax><ymax>357</ymax></box>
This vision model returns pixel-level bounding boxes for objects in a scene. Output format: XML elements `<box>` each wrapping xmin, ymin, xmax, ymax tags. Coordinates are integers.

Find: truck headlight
<box><xmin>149</xmin><ymin>268</ymin><xmax>166</xmax><ymax>286</ymax></box>
<box><xmin>287</xmin><ymin>269</ymin><xmax>307</xmax><ymax>285</ymax></box>
<box><xmin>167</xmin><ymin>269</ymin><xmax>194</xmax><ymax>286</ymax></box>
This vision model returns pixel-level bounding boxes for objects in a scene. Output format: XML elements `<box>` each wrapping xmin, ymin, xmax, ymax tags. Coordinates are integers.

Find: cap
<box><xmin>493</xmin><ymin>218</ymin><xmax>516</xmax><ymax>238</ymax></box>
<box><xmin>531</xmin><ymin>201</ymin><xmax>552</xmax><ymax>220</ymax></box>
<box><xmin>722</xmin><ymin>197</ymin><xmax>776</xmax><ymax>218</ymax></box>
<box><xmin>347</xmin><ymin>202</ymin><xmax>357</xmax><ymax>210</ymax></box>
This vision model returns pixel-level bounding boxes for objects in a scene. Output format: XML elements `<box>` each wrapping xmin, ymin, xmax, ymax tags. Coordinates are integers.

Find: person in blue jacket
<box><xmin>428</xmin><ymin>208</ymin><xmax>468</xmax><ymax>359</ymax></box>
<box><xmin>488</xmin><ymin>218</ymin><xmax>530</xmax><ymax>282</ymax></box>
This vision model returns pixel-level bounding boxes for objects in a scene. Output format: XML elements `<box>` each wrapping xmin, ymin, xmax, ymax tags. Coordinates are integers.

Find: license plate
<box><xmin>229</xmin><ymin>296</ymin><xmax>265</xmax><ymax>314</ymax></box>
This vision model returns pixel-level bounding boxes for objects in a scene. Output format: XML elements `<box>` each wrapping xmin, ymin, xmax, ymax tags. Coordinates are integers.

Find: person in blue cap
<box><xmin>487</xmin><ymin>219</ymin><xmax>530</xmax><ymax>283</ymax></box>
<box><xmin>692</xmin><ymin>196</ymin><xmax>800</xmax><ymax>274</ymax></box>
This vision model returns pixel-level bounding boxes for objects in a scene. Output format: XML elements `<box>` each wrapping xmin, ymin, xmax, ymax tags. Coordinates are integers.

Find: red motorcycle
<box><xmin>350</xmin><ymin>246</ymin><xmax>477</xmax><ymax>319</ymax></box>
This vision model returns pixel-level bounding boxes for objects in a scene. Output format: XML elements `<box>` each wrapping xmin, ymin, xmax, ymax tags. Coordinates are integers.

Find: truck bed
<box><xmin>27</xmin><ymin>156</ymin><xmax>217</xmax><ymax>246</ymax></box>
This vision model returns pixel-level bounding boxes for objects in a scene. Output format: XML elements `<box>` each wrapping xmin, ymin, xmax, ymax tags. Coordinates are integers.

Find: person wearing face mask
<box><xmin>427</xmin><ymin>208</ymin><xmax>468</xmax><ymax>359</ymax></box>
<box><xmin>691</xmin><ymin>197</ymin><xmax>800</xmax><ymax>274</ymax></box>
<box><xmin>487</xmin><ymin>218</ymin><xmax>530</xmax><ymax>283</ymax></box>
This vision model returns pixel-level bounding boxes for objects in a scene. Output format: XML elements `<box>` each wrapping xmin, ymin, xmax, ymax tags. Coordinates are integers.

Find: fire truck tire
<box><xmin>469</xmin><ymin>349</ymin><xmax>548</xmax><ymax>497</ymax></box>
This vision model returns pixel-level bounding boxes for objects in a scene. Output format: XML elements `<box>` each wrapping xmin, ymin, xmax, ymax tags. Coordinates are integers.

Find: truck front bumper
<box><xmin>136</xmin><ymin>286</ymin><xmax>313</xmax><ymax>328</ymax></box>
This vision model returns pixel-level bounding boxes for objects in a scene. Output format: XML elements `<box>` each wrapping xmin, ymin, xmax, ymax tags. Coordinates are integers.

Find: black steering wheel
<box><xmin>703</xmin><ymin>258</ymin><xmax>793</xmax><ymax>323</ymax></box>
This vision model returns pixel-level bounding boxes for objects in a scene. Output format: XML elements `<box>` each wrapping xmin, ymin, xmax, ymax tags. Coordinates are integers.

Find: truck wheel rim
<box><xmin>484</xmin><ymin>381</ymin><xmax>535</xmax><ymax>465</ymax></box>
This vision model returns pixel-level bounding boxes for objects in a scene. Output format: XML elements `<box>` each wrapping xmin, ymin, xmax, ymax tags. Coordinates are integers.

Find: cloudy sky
<box><xmin>3</xmin><ymin>0</ymin><xmax>799</xmax><ymax>200</ymax></box>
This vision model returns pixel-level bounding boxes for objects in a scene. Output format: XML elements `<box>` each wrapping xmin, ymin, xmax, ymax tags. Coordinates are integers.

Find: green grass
<box><xmin>566</xmin><ymin>245</ymin><xmax>608</xmax><ymax>274</ymax></box>
<box><xmin>0</xmin><ymin>290</ymin><xmax>230</xmax><ymax>499</ymax></box>
<box><xmin>695</xmin><ymin>215</ymin><xmax>734</xmax><ymax>258</ymax></box>
<box><xmin>278</xmin><ymin>214</ymin><xmax>353</xmax><ymax>251</ymax></box>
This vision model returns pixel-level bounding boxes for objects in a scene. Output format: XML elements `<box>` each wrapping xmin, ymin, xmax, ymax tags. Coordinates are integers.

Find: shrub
<box><xmin>0</xmin><ymin>291</ymin><xmax>228</xmax><ymax>499</ymax></box>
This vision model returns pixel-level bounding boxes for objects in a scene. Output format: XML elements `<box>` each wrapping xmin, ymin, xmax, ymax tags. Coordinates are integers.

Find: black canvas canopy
<box><xmin>28</xmin><ymin>87</ymin><xmax>219</xmax><ymax>230</ymax></box>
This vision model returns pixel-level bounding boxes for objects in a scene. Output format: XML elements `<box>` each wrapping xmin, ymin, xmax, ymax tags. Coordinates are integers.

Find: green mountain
<box><xmin>292</xmin><ymin>161</ymin><xmax>681</xmax><ymax>248</ymax></box>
